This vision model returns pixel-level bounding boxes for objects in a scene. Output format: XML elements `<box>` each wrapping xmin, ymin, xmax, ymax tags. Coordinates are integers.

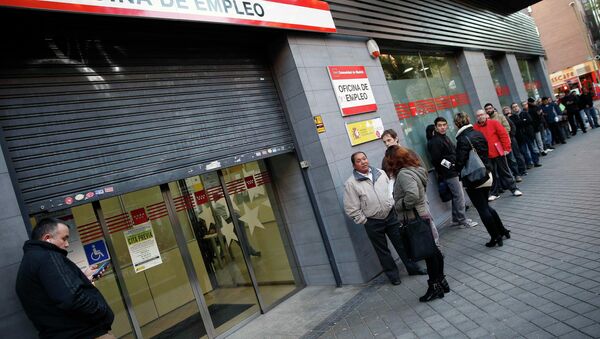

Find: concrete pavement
<box><xmin>231</xmin><ymin>128</ymin><xmax>600</xmax><ymax>339</ymax></box>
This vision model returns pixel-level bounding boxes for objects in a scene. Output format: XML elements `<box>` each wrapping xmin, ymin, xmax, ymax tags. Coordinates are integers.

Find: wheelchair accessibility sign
<box><xmin>84</xmin><ymin>239</ymin><xmax>110</xmax><ymax>265</ymax></box>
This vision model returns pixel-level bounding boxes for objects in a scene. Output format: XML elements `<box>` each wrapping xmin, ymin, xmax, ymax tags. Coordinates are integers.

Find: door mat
<box><xmin>152</xmin><ymin>303</ymin><xmax>254</xmax><ymax>339</ymax></box>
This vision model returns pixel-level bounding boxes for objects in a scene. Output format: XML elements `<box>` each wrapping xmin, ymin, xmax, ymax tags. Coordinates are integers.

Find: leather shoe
<box><xmin>391</xmin><ymin>279</ymin><xmax>401</xmax><ymax>285</ymax></box>
<box><xmin>408</xmin><ymin>268</ymin><xmax>428</xmax><ymax>276</ymax></box>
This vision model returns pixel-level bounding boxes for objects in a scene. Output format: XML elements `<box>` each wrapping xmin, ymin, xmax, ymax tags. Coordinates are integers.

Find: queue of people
<box><xmin>342</xmin><ymin>94</ymin><xmax>600</xmax><ymax>302</ymax></box>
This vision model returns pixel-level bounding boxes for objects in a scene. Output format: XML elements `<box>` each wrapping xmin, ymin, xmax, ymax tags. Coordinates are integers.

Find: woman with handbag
<box><xmin>383</xmin><ymin>145</ymin><xmax>448</xmax><ymax>302</ymax></box>
<box><xmin>453</xmin><ymin>112</ymin><xmax>511</xmax><ymax>247</ymax></box>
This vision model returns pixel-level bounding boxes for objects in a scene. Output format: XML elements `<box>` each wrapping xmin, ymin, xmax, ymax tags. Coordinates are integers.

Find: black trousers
<box><xmin>425</xmin><ymin>247</ymin><xmax>444</xmax><ymax>282</ymax></box>
<box><xmin>548</xmin><ymin>122</ymin><xmax>565</xmax><ymax>144</ymax></box>
<box><xmin>490</xmin><ymin>156</ymin><xmax>517</xmax><ymax>196</ymax></box>
<box><xmin>465</xmin><ymin>187</ymin><xmax>507</xmax><ymax>239</ymax></box>
<box><xmin>364</xmin><ymin>211</ymin><xmax>423</xmax><ymax>281</ymax></box>
<box><xmin>568</xmin><ymin>111</ymin><xmax>586</xmax><ymax>134</ymax></box>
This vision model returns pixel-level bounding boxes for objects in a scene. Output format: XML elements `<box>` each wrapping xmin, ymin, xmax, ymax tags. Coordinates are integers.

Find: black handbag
<box><xmin>401</xmin><ymin>208</ymin><xmax>438</xmax><ymax>261</ymax></box>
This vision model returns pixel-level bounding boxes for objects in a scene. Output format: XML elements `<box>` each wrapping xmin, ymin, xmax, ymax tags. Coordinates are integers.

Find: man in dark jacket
<box><xmin>541</xmin><ymin>97</ymin><xmax>566</xmax><ymax>145</ymax></box>
<box><xmin>511</xmin><ymin>102</ymin><xmax>541</xmax><ymax>169</ymax></box>
<box><xmin>563</xmin><ymin>90</ymin><xmax>587</xmax><ymax>135</ymax></box>
<box><xmin>527</xmin><ymin>98</ymin><xmax>548</xmax><ymax>155</ymax></box>
<box><xmin>16</xmin><ymin>218</ymin><xmax>115</xmax><ymax>339</ymax></box>
<box><xmin>580</xmin><ymin>88</ymin><xmax>599</xmax><ymax>128</ymax></box>
<box><xmin>427</xmin><ymin>117</ymin><xmax>478</xmax><ymax>228</ymax></box>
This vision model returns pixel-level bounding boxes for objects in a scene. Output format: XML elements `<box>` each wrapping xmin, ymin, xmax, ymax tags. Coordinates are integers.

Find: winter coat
<box><xmin>579</xmin><ymin>93</ymin><xmax>594</xmax><ymax>108</ymax></box>
<box><xmin>541</xmin><ymin>103</ymin><xmax>560</xmax><ymax>124</ymax></box>
<box><xmin>15</xmin><ymin>240</ymin><xmax>114</xmax><ymax>339</ymax></box>
<box><xmin>563</xmin><ymin>94</ymin><xmax>580</xmax><ymax>114</ymax></box>
<box><xmin>506</xmin><ymin>115</ymin><xmax>517</xmax><ymax>138</ymax></box>
<box><xmin>393</xmin><ymin>166</ymin><xmax>430</xmax><ymax>221</ymax></box>
<box><xmin>473</xmin><ymin>119</ymin><xmax>511</xmax><ymax>159</ymax></box>
<box><xmin>514</xmin><ymin>110</ymin><xmax>535</xmax><ymax>142</ymax></box>
<box><xmin>455</xmin><ymin>125</ymin><xmax>491</xmax><ymax>189</ymax></box>
<box><xmin>427</xmin><ymin>133</ymin><xmax>458</xmax><ymax>179</ymax></box>
<box><xmin>343</xmin><ymin>167</ymin><xmax>394</xmax><ymax>225</ymax></box>
<box><xmin>489</xmin><ymin>111</ymin><xmax>511</xmax><ymax>134</ymax></box>
<box><xmin>528</xmin><ymin>104</ymin><xmax>544</xmax><ymax>132</ymax></box>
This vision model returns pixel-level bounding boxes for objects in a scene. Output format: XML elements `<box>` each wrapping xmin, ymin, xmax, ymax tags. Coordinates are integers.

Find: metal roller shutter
<box><xmin>0</xmin><ymin>22</ymin><xmax>293</xmax><ymax>214</ymax></box>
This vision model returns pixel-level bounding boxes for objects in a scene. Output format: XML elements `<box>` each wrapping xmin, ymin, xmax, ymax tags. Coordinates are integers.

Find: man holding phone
<box><xmin>16</xmin><ymin>217</ymin><xmax>115</xmax><ymax>339</ymax></box>
<box><xmin>427</xmin><ymin>117</ymin><xmax>478</xmax><ymax>229</ymax></box>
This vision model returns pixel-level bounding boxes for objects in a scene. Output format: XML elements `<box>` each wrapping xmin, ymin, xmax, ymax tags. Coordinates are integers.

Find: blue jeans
<box><xmin>583</xmin><ymin>107</ymin><xmax>599</xmax><ymax>128</ymax></box>
<box><xmin>520</xmin><ymin>138</ymin><xmax>540</xmax><ymax>166</ymax></box>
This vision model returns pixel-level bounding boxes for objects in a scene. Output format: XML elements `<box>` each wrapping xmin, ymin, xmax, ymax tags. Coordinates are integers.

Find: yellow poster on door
<box><xmin>345</xmin><ymin>117</ymin><xmax>384</xmax><ymax>146</ymax></box>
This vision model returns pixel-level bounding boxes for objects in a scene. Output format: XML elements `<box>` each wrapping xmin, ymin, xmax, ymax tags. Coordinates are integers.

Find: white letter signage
<box><xmin>327</xmin><ymin>65</ymin><xmax>378</xmax><ymax>116</ymax></box>
<box><xmin>0</xmin><ymin>0</ymin><xmax>336</xmax><ymax>33</ymax></box>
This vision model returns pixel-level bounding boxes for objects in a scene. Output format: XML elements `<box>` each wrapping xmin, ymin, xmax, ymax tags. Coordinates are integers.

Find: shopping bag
<box><xmin>401</xmin><ymin>209</ymin><xmax>437</xmax><ymax>261</ymax></box>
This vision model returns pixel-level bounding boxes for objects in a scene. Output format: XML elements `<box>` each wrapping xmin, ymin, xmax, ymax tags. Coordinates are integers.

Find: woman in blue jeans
<box><xmin>453</xmin><ymin>113</ymin><xmax>511</xmax><ymax>247</ymax></box>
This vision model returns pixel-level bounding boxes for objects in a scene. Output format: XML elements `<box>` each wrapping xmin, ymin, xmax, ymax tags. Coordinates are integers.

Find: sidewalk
<box><xmin>231</xmin><ymin>129</ymin><xmax>600</xmax><ymax>339</ymax></box>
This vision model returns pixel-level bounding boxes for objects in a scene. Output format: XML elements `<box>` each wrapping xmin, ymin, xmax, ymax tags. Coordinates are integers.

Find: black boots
<box><xmin>419</xmin><ymin>279</ymin><xmax>444</xmax><ymax>302</ymax></box>
<box><xmin>485</xmin><ymin>236</ymin><xmax>503</xmax><ymax>247</ymax></box>
<box><xmin>440</xmin><ymin>276</ymin><xmax>450</xmax><ymax>293</ymax></box>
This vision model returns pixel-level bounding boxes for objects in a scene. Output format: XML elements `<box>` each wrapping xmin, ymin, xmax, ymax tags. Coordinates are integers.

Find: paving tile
<box><xmin>564</xmin><ymin>315</ymin><xmax>595</xmax><ymax>329</ymax></box>
<box><xmin>580</xmin><ymin>323</ymin><xmax>600</xmax><ymax>337</ymax></box>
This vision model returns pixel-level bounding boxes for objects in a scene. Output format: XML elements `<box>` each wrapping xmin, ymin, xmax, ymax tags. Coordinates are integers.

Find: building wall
<box><xmin>530</xmin><ymin>0</ymin><xmax>591</xmax><ymax>73</ymax></box>
<box><xmin>0</xmin><ymin>136</ymin><xmax>36</xmax><ymax>338</ymax></box>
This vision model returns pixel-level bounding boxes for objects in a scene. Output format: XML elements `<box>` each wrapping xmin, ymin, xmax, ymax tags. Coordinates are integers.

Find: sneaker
<box><xmin>488</xmin><ymin>195</ymin><xmax>499</xmax><ymax>201</ymax></box>
<box><xmin>512</xmin><ymin>190</ymin><xmax>523</xmax><ymax>196</ymax></box>
<box><xmin>463</xmin><ymin>219</ymin><xmax>478</xmax><ymax>228</ymax></box>
<box><xmin>541</xmin><ymin>151</ymin><xmax>547</xmax><ymax>156</ymax></box>
<box><xmin>534</xmin><ymin>163</ymin><xmax>542</xmax><ymax>167</ymax></box>
<box><xmin>526</xmin><ymin>164</ymin><xmax>533</xmax><ymax>169</ymax></box>
<box><xmin>515</xmin><ymin>176</ymin><xmax>523</xmax><ymax>182</ymax></box>
<box><xmin>545</xmin><ymin>148</ymin><xmax>554</xmax><ymax>152</ymax></box>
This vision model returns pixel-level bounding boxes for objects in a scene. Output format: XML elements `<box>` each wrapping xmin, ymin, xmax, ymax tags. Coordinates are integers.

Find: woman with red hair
<box><xmin>383</xmin><ymin>145</ymin><xmax>448</xmax><ymax>302</ymax></box>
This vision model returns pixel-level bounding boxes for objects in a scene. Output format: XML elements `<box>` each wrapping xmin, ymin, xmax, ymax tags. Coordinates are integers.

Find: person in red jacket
<box><xmin>473</xmin><ymin>109</ymin><xmax>523</xmax><ymax>201</ymax></box>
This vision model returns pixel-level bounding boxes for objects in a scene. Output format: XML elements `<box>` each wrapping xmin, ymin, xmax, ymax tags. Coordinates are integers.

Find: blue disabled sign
<box><xmin>84</xmin><ymin>239</ymin><xmax>110</xmax><ymax>266</ymax></box>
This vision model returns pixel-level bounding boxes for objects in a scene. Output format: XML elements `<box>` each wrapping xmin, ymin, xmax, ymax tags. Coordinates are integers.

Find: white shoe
<box><xmin>488</xmin><ymin>195</ymin><xmax>499</xmax><ymax>201</ymax></box>
<box><xmin>463</xmin><ymin>219</ymin><xmax>479</xmax><ymax>228</ymax></box>
<box><xmin>545</xmin><ymin>149</ymin><xmax>554</xmax><ymax>152</ymax></box>
<box><xmin>512</xmin><ymin>190</ymin><xmax>523</xmax><ymax>196</ymax></box>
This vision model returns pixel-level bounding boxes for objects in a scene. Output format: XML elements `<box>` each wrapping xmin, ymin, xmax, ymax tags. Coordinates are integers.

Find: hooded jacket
<box><xmin>393</xmin><ymin>166</ymin><xmax>429</xmax><ymax>220</ymax></box>
<box><xmin>343</xmin><ymin>166</ymin><xmax>394</xmax><ymax>225</ymax></box>
<box><xmin>473</xmin><ymin>118</ymin><xmax>511</xmax><ymax>158</ymax></box>
<box><xmin>16</xmin><ymin>240</ymin><xmax>114</xmax><ymax>339</ymax></box>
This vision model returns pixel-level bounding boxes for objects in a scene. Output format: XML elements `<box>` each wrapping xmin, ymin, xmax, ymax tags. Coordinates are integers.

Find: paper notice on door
<box><xmin>124</xmin><ymin>222</ymin><xmax>162</xmax><ymax>273</ymax></box>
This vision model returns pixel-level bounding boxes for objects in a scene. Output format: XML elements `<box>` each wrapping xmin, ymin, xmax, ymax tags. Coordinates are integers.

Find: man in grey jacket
<box><xmin>343</xmin><ymin>152</ymin><xmax>426</xmax><ymax>285</ymax></box>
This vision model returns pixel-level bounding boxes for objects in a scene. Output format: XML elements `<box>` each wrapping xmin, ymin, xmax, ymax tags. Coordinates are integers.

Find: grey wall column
<box><xmin>533</xmin><ymin>56</ymin><xmax>554</xmax><ymax>98</ymax></box>
<box><xmin>0</xmin><ymin>135</ymin><xmax>36</xmax><ymax>338</ymax></box>
<box><xmin>270</xmin><ymin>33</ymin><xmax>406</xmax><ymax>284</ymax></box>
<box><xmin>457</xmin><ymin>50</ymin><xmax>501</xmax><ymax>111</ymax></box>
<box><xmin>499</xmin><ymin>53</ymin><xmax>529</xmax><ymax>104</ymax></box>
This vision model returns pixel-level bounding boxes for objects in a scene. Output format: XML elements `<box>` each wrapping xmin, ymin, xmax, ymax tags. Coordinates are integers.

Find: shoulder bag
<box><xmin>400</xmin><ymin>208</ymin><xmax>438</xmax><ymax>261</ymax></box>
<box><xmin>460</xmin><ymin>136</ymin><xmax>488</xmax><ymax>187</ymax></box>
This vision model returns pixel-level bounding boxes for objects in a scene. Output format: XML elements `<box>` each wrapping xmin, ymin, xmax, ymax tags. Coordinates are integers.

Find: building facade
<box><xmin>530</xmin><ymin>0</ymin><xmax>600</xmax><ymax>96</ymax></box>
<box><xmin>0</xmin><ymin>0</ymin><xmax>549</xmax><ymax>338</ymax></box>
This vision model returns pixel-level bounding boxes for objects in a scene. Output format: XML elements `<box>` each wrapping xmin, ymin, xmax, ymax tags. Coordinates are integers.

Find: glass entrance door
<box><xmin>167</xmin><ymin>172</ymin><xmax>260</xmax><ymax>336</ymax></box>
<box><xmin>221</xmin><ymin>161</ymin><xmax>300</xmax><ymax>308</ymax></box>
<box><xmin>99</xmin><ymin>186</ymin><xmax>210</xmax><ymax>338</ymax></box>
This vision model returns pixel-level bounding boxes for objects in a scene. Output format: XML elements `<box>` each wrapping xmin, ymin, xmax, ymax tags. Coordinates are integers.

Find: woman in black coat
<box><xmin>453</xmin><ymin>112</ymin><xmax>510</xmax><ymax>247</ymax></box>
